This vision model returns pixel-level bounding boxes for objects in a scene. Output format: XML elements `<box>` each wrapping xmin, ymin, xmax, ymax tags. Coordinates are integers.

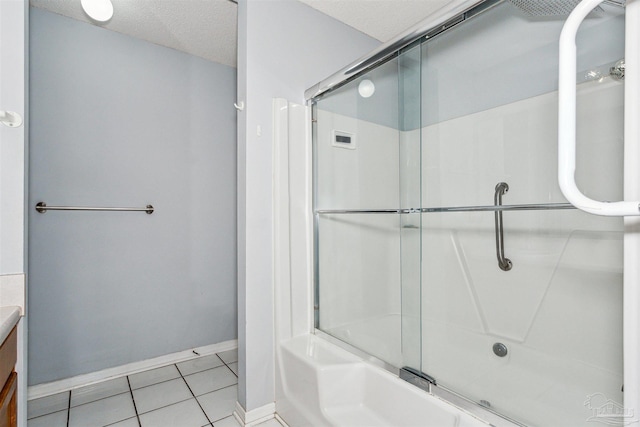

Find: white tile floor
<box><xmin>27</xmin><ymin>349</ymin><xmax>283</xmax><ymax>427</ymax></box>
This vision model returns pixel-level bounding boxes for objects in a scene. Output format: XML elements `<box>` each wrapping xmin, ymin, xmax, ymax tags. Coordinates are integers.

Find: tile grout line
<box><xmin>66</xmin><ymin>390</ymin><xmax>71</xmax><ymax>427</ymax></box>
<box><xmin>176</xmin><ymin>363</ymin><xmax>214</xmax><ymax>426</ymax></box>
<box><xmin>210</xmin><ymin>354</ymin><xmax>239</xmax><ymax>425</ymax></box>
<box><xmin>129</xmin><ymin>359</ymin><xmax>231</xmax><ymax>390</ymax></box>
<box><xmin>134</xmin><ymin>395</ymin><xmax>203</xmax><ymax>418</ymax></box>
<box><xmin>129</xmin><ymin>368</ymin><xmax>209</xmax><ymax>417</ymax></box>
<box><xmin>209</xmin><ymin>412</ymin><xmax>237</xmax><ymax>424</ymax></box>
<box><xmin>126</xmin><ymin>376</ymin><xmax>143</xmax><ymax>427</ymax></box>
<box><xmin>129</xmin><ymin>375</ymin><xmax>182</xmax><ymax>392</ymax></box>
<box><xmin>68</xmin><ymin>389</ymin><xmax>132</xmax><ymax>410</ymax></box>
<box><xmin>200</xmin><ymin>383</ymin><xmax>239</xmax><ymax>424</ymax></box>
<box><xmin>216</xmin><ymin>354</ymin><xmax>237</xmax><ymax>378</ymax></box>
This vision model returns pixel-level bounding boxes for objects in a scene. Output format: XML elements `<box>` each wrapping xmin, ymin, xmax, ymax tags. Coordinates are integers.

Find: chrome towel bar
<box><xmin>35</xmin><ymin>202</ymin><xmax>154</xmax><ymax>214</ymax></box>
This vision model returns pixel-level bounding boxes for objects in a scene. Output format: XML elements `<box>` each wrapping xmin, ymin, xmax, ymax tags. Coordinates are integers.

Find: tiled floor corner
<box><xmin>27</xmin><ymin>348</ymin><xmax>281</xmax><ymax>427</ymax></box>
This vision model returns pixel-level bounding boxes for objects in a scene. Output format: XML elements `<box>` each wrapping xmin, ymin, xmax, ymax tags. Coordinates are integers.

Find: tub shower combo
<box><xmin>273</xmin><ymin>0</ymin><xmax>640</xmax><ymax>425</ymax></box>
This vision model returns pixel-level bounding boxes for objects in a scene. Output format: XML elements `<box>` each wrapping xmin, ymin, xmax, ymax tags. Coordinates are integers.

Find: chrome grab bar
<box><xmin>422</xmin><ymin>203</ymin><xmax>575</xmax><ymax>213</ymax></box>
<box><xmin>315</xmin><ymin>203</ymin><xmax>575</xmax><ymax>215</ymax></box>
<box><xmin>494</xmin><ymin>183</ymin><xmax>512</xmax><ymax>271</ymax></box>
<box><xmin>35</xmin><ymin>202</ymin><xmax>154</xmax><ymax>214</ymax></box>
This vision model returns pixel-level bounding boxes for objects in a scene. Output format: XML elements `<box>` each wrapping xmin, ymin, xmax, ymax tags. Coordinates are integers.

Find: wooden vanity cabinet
<box><xmin>0</xmin><ymin>327</ymin><xmax>17</xmax><ymax>427</ymax></box>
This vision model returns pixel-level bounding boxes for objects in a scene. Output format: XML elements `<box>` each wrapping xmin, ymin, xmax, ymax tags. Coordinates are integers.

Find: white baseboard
<box><xmin>234</xmin><ymin>401</ymin><xmax>276</xmax><ymax>426</ymax></box>
<box><xmin>28</xmin><ymin>339</ymin><xmax>237</xmax><ymax>400</ymax></box>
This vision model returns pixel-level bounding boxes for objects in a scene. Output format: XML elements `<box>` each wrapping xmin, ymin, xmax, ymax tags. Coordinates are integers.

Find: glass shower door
<box><xmin>313</xmin><ymin>45</ymin><xmax>422</xmax><ymax>372</ymax></box>
<box><xmin>419</xmin><ymin>2</ymin><xmax>625</xmax><ymax>425</ymax></box>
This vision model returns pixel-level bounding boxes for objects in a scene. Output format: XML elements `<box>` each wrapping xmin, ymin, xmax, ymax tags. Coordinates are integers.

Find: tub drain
<box><xmin>493</xmin><ymin>342</ymin><xmax>508</xmax><ymax>357</ymax></box>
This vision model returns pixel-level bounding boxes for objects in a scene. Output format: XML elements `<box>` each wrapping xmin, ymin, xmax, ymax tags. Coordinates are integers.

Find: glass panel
<box><xmin>315</xmin><ymin>59</ymin><xmax>401</xmax><ymax>212</ymax></box>
<box><xmin>313</xmin><ymin>1</ymin><xmax>625</xmax><ymax>424</ymax></box>
<box><xmin>420</xmin><ymin>2</ymin><xmax>624</xmax><ymax>425</ymax></box>
<box><xmin>317</xmin><ymin>212</ymin><xmax>403</xmax><ymax>366</ymax></box>
<box><xmin>398</xmin><ymin>45</ymin><xmax>422</xmax><ymax>371</ymax></box>
<box><xmin>314</xmin><ymin>46</ymin><xmax>422</xmax><ymax>370</ymax></box>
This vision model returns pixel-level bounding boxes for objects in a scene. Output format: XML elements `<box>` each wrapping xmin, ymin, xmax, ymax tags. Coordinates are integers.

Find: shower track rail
<box><xmin>315</xmin><ymin>202</ymin><xmax>575</xmax><ymax>215</ymax></box>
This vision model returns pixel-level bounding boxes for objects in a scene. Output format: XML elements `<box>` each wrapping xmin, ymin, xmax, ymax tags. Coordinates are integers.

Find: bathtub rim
<box><xmin>313</xmin><ymin>328</ymin><xmax>523</xmax><ymax>427</ymax></box>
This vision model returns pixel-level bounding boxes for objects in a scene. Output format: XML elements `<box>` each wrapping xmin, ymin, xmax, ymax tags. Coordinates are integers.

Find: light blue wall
<box><xmin>237</xmin><ymin>0</ymin><xmax>380</xmax><ymax>411</ymax></box>
<box><xmin>28</xmin><ymin>8</ymin><xmax>237</xmax><ymax>385</ymax></box>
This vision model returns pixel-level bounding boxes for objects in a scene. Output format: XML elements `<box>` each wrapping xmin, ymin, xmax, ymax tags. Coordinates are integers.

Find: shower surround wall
<box><xmin>28</xmin><ymin>8</ymin><xmax>237</xmax><ymax>385</ymax></box>
<box><xmin>418</xmin><ymin>79</ymin><xmax>623</xmax><ymax>425</ymax></box>
<box><xmin>314</xmin><ymin>3</ymin><xmax>625</xmax><ymax>423</ymax></box>
<box><xmin>317</xmin><ymin>79</ymin><xmax>624</xmax><ymax>425</ymax></box>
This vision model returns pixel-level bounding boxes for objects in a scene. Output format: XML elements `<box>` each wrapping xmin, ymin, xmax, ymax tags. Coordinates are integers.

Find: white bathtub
<box><xmin>275</xmin><ymin>334</ymin><xmax>490</xmax><ymax>427</ymax></box>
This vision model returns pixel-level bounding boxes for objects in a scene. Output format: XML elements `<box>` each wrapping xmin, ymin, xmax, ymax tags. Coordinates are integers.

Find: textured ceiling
<box><xmin>298</xmin><ymin>0</ymin><xmax>452</xmax><ymax>42</ymax></box>
<box><xmin>29</xmin><ymin>0</ymin><xmax>456</xmax><ymax>68</ymax></box>
<box><xmin>29</xmin><ymin>0</ymin><xmax>238</xmax><ymax>67</ymax></box>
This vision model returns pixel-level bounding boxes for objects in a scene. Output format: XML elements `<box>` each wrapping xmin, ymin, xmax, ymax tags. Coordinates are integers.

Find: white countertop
<box><xmin>0</xmin><ymin>306</ymin><xmax>21</xmax><ymax>345</ymax></box>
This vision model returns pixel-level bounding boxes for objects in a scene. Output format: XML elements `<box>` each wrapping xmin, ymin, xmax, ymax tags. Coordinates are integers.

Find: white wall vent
<box><xmin>332</xmin><ymin>130</ymin><xmax>356</xmax><ymax>150</ymax></box>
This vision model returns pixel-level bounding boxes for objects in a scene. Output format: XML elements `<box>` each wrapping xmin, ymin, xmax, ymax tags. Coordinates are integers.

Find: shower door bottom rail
<box><xmin>315</xmin><ymin>202</ymin><xmax>576</xmax><ymax>215</ymax></box>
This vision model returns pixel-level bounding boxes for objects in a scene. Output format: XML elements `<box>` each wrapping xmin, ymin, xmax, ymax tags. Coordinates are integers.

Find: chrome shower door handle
<box><xmin>494</xmin><ymin>182</ymin><xmax>512</xmax><ymax>272</ymax></box>
<box><xmin>558</xmin><ymin>0</ymin><xmax>640</xmax><ymax>216</ymax></box>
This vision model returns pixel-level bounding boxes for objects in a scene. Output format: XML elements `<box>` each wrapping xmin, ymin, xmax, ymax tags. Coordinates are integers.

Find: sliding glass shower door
<box><xmin>421</xmin><ymin>2</ymin><xmax>624</xmax><ymax>426</ymax></box>
<box><xmin>419</xmin><ymin>2</ymin><xmax>624</xmax><ymax>425</ymax></box>
<box><xmin>312</xmin><ymin>0</ymin><xmax>626</xmax><ymax>425</ymax></box>
<box><xmin>314</xmin><ymin>44</ymin><xmax>422</xmax><ymax>373</ymax></box>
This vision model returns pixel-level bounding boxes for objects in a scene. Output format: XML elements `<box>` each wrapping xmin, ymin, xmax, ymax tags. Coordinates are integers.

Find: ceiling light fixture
<box><xmin>81</xmin><ymin>0</ymin><xmax>114</xmax><ymax>23</ymax></box>
<box><xmin>358</xmin><ymin>79</ymin><xmax>375</xmax><ymax>98</ymax></box>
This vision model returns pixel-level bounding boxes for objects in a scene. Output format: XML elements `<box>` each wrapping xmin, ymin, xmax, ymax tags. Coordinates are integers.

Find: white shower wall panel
<box><xmin>421</xmin><ymin>79</ymin><xmax>623</xmax><ymax>209</ymax></box>
<box><xmin>420</xmin><ymin>80</ymin><xmax>623</xmax><ymax>425</ymax></box>
<box><xmin>315</xmin><ymin>110</ymin><xmax>400</xmax><ymax>210</ymax></box>
<box><xmin>316</xmin><ymin>110</ymin><xmax>402</xmax><ymax>365</ymax></box>
<box><xmin>318</xmin><ymin>214</ymin><xmax>401</xmax><ymax>328</ymax></box>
